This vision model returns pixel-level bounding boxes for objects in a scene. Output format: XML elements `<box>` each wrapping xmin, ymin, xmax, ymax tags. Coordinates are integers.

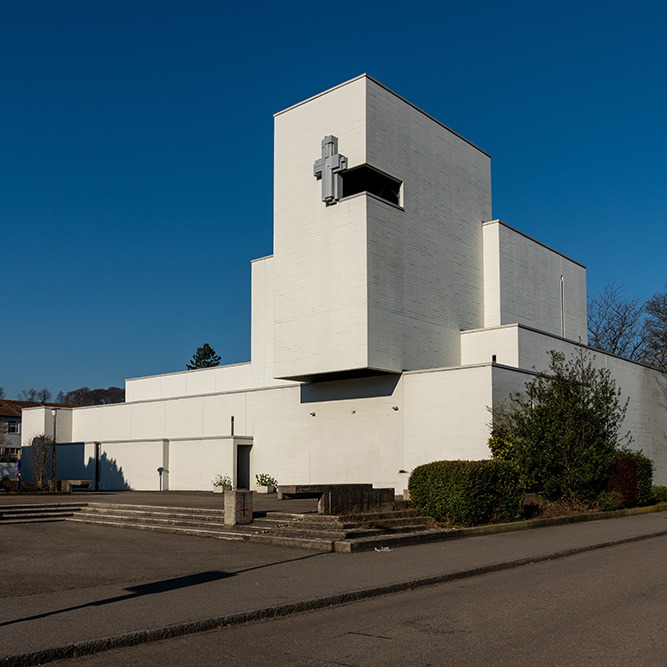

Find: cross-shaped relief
<box><xmin>313</xmin><ymin>135</ymin><xmax>347</xmax><ymax>205</ymax></box>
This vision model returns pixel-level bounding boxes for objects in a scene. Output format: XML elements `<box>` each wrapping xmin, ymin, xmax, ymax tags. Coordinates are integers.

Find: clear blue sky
<box><xmin>2</xmin><ymin>0</ymin><xmax>666</xmax><ymax>399</ymax></box>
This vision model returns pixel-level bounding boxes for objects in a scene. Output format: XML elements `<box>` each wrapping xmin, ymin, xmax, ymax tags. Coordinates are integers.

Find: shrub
<box><xmin>408</xmin><ymin>460</ymin><xmax>524</xmax><ymax>527</ymax></box>
<box><xmin>21</xmin><ymin>482</ymin><xmax>39</xmax><ymax>492</ymax></box>
<box><xmin>606</xmin><ymin>454</ymin><xmax>639</xmax><ymax>508</ymax></box>
<box><xmin>212</xmin><ymin>474</ymin><xmax>233</xmax><ymax>489</ymax></box>
<box><xmin>490</xmin><ymin>349</ymin><xmax>631</xmax><ymax>505</ymax></box>
<box><xmin>255</xmin><ymin>473</ymin><xmax>277</xmax><ymax>487</ymax></box>
<box><xmin>0</xmin><ymin>479</ymin><xmax>18</xmax><ymax>492</ymax></box>
<box><xmin>652</xmin><ymin>485</ymin><xmax>667</xmax><ymax>503</ymax></box>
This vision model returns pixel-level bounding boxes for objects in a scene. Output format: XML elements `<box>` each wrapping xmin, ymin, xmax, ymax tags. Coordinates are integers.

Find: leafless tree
<box><xmin>587</xmin><ymin>281</ymin><xmax>648</xmax><ymax>360</ymax></box>
<box><xmin>643</xmin><ymin>281</ymin><xmax>667</xmax><ymax>372</ymax></box>
<box><xmin>18</xmin><ymin>388</ymin><xmax>38</xmax><ymax>401</ymax></box>
<box><xmin>0</xmin><ymin>422</ymin><xmax>12</xmax><ymax>462</ymax></box>
<box><xmin>24</xmin><ymin>434</ymin><xmax>54</xmax><ymax>488</ymax></box>
<box><xmin>56</xmin><ymin>386</ymin><xmax>125</xmax><ymax>405</ymax></box>
<box><xmin>36</xmin><ymin>388</ymin><xmax>52</xmax><ymax>403</ymax></box>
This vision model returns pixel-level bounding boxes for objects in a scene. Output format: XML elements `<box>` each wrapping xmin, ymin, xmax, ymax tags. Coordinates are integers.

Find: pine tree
<box><xmin>186</xmin><ymin>343</ymin><xmax>221</xmax><ymax>369</ymax></box>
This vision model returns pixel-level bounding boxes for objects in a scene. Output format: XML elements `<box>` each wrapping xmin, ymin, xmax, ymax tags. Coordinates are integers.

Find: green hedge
<box><xmin>408</xmin><ymin>460</ymin><xmax>524</xmax><ymax>527</ymax></box>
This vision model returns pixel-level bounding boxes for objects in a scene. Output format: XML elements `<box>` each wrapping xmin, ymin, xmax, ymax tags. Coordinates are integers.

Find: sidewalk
<box><xmin>2</xmin><ymin>504</ymin><xmax>667</xmax><ymax>665</ymax></box>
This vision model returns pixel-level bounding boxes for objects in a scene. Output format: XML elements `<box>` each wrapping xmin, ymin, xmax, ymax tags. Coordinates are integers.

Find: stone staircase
<box><xmin>64</xmin><ymin>502</ymin><xmax>438</xmax><ymax>552</ymax></box>
<box><xmin>0</xmin><ymin>502</ymin><xmax>87</xmax><ymax>524</ymax></box>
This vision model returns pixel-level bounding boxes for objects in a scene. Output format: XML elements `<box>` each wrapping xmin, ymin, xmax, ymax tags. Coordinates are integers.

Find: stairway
<box><xmin>0</xmin><ymin>502</ymin><xmax>87</xmax><ymax>524</ymax></box>
<box><xmin>65</xmin><ymin>502</ymin><xmax>439</xmax><ymax>552</ymax></box>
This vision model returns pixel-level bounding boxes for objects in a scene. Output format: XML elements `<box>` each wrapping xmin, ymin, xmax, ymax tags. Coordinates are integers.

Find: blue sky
<box><xmin>2</xmin><ymin>0</ymin><xmax>666</xmax><ymax>399</ymax></box>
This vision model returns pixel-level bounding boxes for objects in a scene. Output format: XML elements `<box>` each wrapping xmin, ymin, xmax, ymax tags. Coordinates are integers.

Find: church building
<box><xmin>22</xmin><ymin>75</ymin><xmax>667</xmax><ymax>491</ymax></box>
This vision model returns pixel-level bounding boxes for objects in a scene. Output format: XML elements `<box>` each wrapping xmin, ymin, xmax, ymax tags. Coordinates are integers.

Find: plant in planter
<box><xmin>212</xmin><ymin>474</ymin><xmax>233</xmax><ymax>493</ymax></box>
<box><xmin>255</xmin><ymin>473</ymin><xmax>278</xmax><ymax>493</ymax></box>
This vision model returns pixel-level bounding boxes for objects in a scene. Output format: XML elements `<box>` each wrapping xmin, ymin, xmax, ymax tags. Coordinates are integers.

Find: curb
<box><xmin>336</xmin><ymin>503</ymin><xmax>667</xmax><ymax>552</ymax></box>
<box><xmin>3</xmin><ymin>523</ymin><xmax>667</xmax><ymax>667</ymax></box>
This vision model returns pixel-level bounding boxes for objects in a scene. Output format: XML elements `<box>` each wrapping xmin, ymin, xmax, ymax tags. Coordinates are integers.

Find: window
<box><xmin>341</xmin><ymin>165</ymin><xmax>402</xmax><ymax>207</ymax></box>
<box><xmin>7</xmin><ymin>421</ymin><xmax>19</xmax><ymax>434</ymax></box>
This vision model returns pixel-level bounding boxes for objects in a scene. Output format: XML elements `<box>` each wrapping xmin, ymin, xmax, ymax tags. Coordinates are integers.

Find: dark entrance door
<box><xmin>236</xmin><ymin>444</ymin><xmax>252</xmax><ymax>489</ymax></box>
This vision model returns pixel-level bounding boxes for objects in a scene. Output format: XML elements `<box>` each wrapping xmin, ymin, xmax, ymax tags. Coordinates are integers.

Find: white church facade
<box><xmin>22</xmin><ymin>75</ymin><xmax>667</xmax><ymax>491</ymax></box>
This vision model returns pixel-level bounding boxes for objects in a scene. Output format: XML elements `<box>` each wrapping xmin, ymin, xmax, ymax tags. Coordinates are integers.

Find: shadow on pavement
<box><xmin>1</xmin><ymin>552</ymin><xmax>324</xmax><ymax>628</ymax></box>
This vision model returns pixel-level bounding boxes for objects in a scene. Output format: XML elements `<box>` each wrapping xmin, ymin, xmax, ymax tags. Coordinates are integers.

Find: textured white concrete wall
<box><xmin>43</xmin><ymin>352</ymin><xmax>667</xmax><ymax>490</ymax></box>
<box><xmin>246</xmin><ymin>375</ymin><xmax>405</xmax><ymax>490</ymax></box>
<box><xmin>20</xmin><ymin>406</ymin><xmax>74</xmax><ymax>445</ymax></box>
<box><xmin>482</xmin><ymin>223</ymin><xmax>501</xmax><ymax>328</ymax></box>
<box><xmin>482</xmin><ymin>221</ymin><xmax>587</xmax><ymax>341</ymax></box>
<box><xmin>273</xmin><ymin>75</ymin><xmax>491</xmax><ymax>379</ymax></box>
<box><xmin>460</xmin><ymin>326</ymin><xmax>520</xmax><ymax>367</ymax></box>
<box><xmin>403</xmin><ymin>365</ymin><xmax>495</xmax><ymax>476</ymax></box>
<box><xmin>251</xmin><ymin>256</ymin><xmax>280</xmax><ymax>387</ymax></box>
<box><xmin>168</xmin><ymin>439</ymin><xmax>234</xmax><ymax>491</ymax></box>
<box><xmin>366</xmin><ymin>81</ymin><xmax>491</xmax><ymax>372</ymax></box>
<box><xmin>98</xmin><ymin>441</ymin><xmax>164</xmax><ymax>490</ymax></box>
<box><xmin>125</xmin><ymin>363</ymin><xmax>254</xmax><ymax>402</ymax></box>
<box><xmin>273</xmin><ymin>76</ymin><xmax>368</xmax><ymax>379</ymax></box>
<box><xmin>67</xmin><ymin>392</ymin><xmax>247</xmax><ymax>443</ymax></box>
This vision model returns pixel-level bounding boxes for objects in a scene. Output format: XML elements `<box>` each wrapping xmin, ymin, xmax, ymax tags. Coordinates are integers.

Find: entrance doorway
<box><xmin>236</xmin><ymin>444</ymin><xmax>252</xmax><ymax>490</ymax></box>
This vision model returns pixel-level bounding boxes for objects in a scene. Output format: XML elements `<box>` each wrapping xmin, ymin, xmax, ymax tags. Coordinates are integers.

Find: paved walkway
<box><xmin>1</xmin><ymin>494</ymin><xmax>667</xmax><ymax>665</ymax></box>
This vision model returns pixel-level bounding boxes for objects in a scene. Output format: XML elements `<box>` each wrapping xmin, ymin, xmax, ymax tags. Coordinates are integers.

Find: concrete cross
<box><xmin>313</xmin><ymin>135</ymin><xmax>347</xmax><ymax>205</ymax></box>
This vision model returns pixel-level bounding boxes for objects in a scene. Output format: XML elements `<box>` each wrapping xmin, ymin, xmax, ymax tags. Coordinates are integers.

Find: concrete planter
<box><xmin>213</xmin><ymin>486</ymin><xmax>232</xmax><ymax>494</ymax></box>
<box><xmin>257</xmin><ymin>485</ymin><xmax>276</xmax><ymax>494</ymax></box>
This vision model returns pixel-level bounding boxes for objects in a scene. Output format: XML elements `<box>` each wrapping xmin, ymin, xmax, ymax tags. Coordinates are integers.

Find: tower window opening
<box><xmin>341</xmin><ymin>165</ymin><xmax>402</xmax><ymax>206</ymax></box>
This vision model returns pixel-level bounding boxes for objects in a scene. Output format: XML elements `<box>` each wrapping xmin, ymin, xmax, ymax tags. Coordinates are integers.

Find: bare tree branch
<box><xmin>587</xmin><ymin>281</ymin><xmax>647</xmax><ymax>360</ymax></box>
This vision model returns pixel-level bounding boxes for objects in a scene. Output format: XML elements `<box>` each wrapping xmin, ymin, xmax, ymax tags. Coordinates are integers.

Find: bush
<box><xmin>490</xmin><ymin>350</ymin><xmax>631</xmax><ymax>505</ymax></box>
<box><xmin>607</xmin><ymin>449</ymin><xmax>653</xmax><ymax>507</ymax></box>
<box><xmin>21</xmin><ymin>482</ymin><xmax>39</xmax><ymax>492</ymax></box>
<box><xmin>0</xmin><ymin>479</ymin><xmax>18</xmax><ymax>492</ymax></box>
<box><xmin>651</xmin><ymin>485</ymin><xmax>667</xmax><ymax>504</ymax></box>
<box><xmin>606</xmin><ymin>454</ymin><xmax>639</xmax><ymax>508</ymax></box>
<box><xmin>408</xmin><ymin>460</ymin><xmax>524</xmax><ymax>527</ymax></box>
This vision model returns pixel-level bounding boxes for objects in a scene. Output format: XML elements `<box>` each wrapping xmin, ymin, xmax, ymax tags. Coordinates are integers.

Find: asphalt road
<box><xmin>47</xmin><ymin>534</ymin><xmax>667</xmax><ymax>666</ymax></box>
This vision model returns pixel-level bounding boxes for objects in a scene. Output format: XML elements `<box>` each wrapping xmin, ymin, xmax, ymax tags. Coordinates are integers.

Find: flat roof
<box><xmin>274</xmin><ymin>74</ymin><xmax>490</xmax><ymax>158</ymax></box>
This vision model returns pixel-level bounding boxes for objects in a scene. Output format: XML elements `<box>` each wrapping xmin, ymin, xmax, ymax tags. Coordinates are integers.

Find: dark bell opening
<box><xmin>341</xmin><ymin>165</ymin><xmax>401</xmax><ymax>206</ymax></box>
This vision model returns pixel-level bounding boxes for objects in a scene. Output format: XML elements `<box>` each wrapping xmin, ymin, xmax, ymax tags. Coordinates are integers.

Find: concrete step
<box><xmin>62</xmin><ymin>502</ymin><xmax>436</xmax><ymax>552</ymax></box>
<box><xmin>291</xmin><ymin>516</ymin><xmax>433</xmax><ymax>530</ymax></box>
<box><xmin>66</xmin><ymin>516</ymin><xmax>334</xmax><ymax>551</ymax></box>
<box><xmin>78</xmin><ymin>507</ymin><xmax>228</xmax><ymax>523</ymax></box>
<box><xmin>84</xmin><ymin>502</ymin><xmax>226</xmax><ymax>518</ymax></box>
<box><xmin>72</xmin><ymin>510</ymin><xmax>281</xmax><ymax>535</ymax></box>
<box><xmin>269</xmin><ymin>526</ymin><xmax>387</xmax><ymax>540</ymax></box>
<box><xmin>294</xmin><ymin>509</ymin><xmax>421</xmax><ymax>524</ymax></box>
<box><xmin>334</xmin><ymin>528</ymin><xmax>459</xmax><ymax>553</ymax></box>
<box><xmin>0</xmin><ymin>503</ymin><xmax>86</xmax><ymax>524</ymax></box>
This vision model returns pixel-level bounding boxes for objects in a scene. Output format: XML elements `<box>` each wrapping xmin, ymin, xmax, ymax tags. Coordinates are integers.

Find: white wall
<box><xmin>273</xmin><ymin>75</ymin><xmax>492</xmax><ymax>379</ymax></box>
<box><xmin>125</xmin><ymin>362</ymin><xmax>255</xmax><ymax>402</ymax></box>
<box><xmin>168</xmin><ymin>438</ymin><xmax>235</xmax><ymax>491</ymax></box>
<box><xmin>250</xmin><ymin>256</ymin><xmax>295</xmax><ymax>388</ymax></box>
<box><xmin>403</xmin><ymin>365</ymin><xmax>495</xmax><ymax>477</ymax></box>
<box><xmin>461</xmin><ymin>326</ymin><xmax>520</xmax><ymax>367</ymax></box>
<box><xmin>67</xmin><ymin>391</ymin><xmax>247</xmax><ymax>443</ymax></box>
<box><xmin>483</xmin><ymin>220</ymin><xmax>587</xmax><ymax>341</ymax></box>
<box><xmin>97</xmin><ymin>441</ymin><xmax>164</xmax><ymax>490</ymax></box>
<box><xmin>273</xmin><ymin>75</ymin><xmax>368</xmax><ymax>379</ymax></box>
<box><xmin>366</xmin><ymin>80</ymin><xmax>491</xmax><ymax>372</ymax></box>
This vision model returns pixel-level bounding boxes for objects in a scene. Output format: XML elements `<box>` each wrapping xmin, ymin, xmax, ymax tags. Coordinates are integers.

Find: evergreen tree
<box><xmin>186</xmin><ymin>343</ymin><xmax>221</xmax><ymax>369</ymax></box>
